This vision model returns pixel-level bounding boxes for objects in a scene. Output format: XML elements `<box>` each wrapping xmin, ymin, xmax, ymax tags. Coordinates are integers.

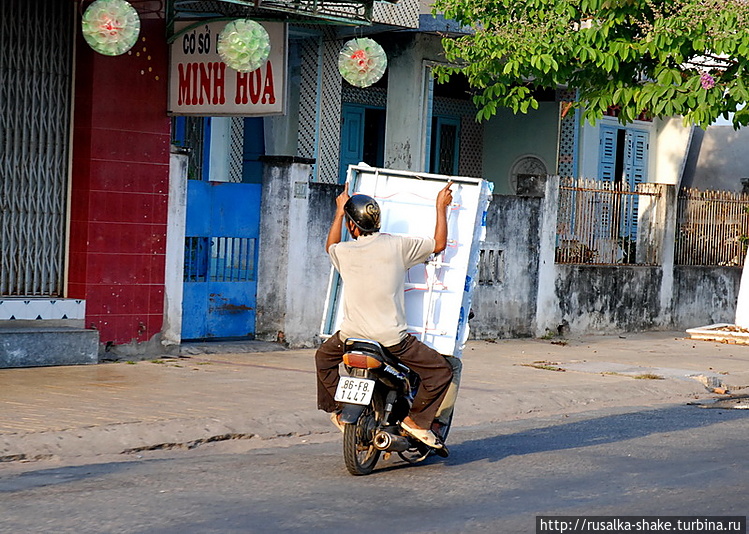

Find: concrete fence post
<box><xmin>634</xmin><ymin>182</ymin><xmax>676</xmax><ymax>327</ymax></box>
<box><xmin>162</xmin><ymin>151</ymin><xmax>189</xmax><ymax>347</ymax></box>
<box><xmin>658</xmin><ymin>184</ymin><xmax>678</xmax><ymax>327</ymax></box>
<box><xmin>256</xmin><ymin>156</ymin><xmax>315</xmax><ymax>345</ymax></box>
<box><xmin>535</xmin><ymin>175</ymin><xmax>562</xmax><ymax>336</ymax></box>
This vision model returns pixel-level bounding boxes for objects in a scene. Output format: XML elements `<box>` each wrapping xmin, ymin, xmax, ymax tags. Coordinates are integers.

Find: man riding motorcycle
<box><xmin>315</xmin><ymin>181</ymin><xmax>455</xmax><ymax>449</ymax></box>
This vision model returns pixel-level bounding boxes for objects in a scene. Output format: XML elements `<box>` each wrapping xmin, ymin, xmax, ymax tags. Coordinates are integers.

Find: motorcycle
<box><xmin>334</xmin><ymin>337</ymin><xmax>453</xmax><ymax>476</ymax></box>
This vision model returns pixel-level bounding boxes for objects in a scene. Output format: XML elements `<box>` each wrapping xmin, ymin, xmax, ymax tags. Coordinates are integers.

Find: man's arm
<box><xmin>326</xmin><ymin>182</ymin><xmax>351</xmax><ymax>253</ymax></box>
<box><xmin>433</xmin><ymin>181</ymin><xmax>453</xmax><ymax>253</ymax></box>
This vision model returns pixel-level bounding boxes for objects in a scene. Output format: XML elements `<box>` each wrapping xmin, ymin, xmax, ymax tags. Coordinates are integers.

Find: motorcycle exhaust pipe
<box><xmin>373</xmin><ymin>430</ymin><xmax>410</xmax><ymax>452</ymax></box>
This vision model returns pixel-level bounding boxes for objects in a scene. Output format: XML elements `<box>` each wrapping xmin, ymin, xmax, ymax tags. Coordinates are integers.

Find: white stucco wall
<box><xmin>653</xmin><ymin>117</ymin><xmax>693</xmax><ymax>186</ymax></box>
<box><xmin>384</xmin><ymin>51</ymin><xmax>426</xmax><ymax>171</ymax></box>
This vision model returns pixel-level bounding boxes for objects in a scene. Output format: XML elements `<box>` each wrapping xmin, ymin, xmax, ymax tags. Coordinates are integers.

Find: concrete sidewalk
<box><xmin>1</xmin><ymin>331</ymin><xmax>749</xmax><ymax>464</ymax></box>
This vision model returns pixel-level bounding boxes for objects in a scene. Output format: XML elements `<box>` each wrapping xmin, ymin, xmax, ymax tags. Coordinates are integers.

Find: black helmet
<box><xmin>344</xmin><ymin>194</ymin><xmax>381</xmax><ymax>233</ymax></box>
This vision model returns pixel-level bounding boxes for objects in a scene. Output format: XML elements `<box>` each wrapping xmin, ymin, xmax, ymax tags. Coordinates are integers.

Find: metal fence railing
<box><xmin>556</xmin><ymin>177</ymin><xmax>661</xmax><ymax>265</ymax></box>
<box><xmin>675</xmin><ymin>188</ymin><xmax>749</xmax><ymax>267</ymax></box>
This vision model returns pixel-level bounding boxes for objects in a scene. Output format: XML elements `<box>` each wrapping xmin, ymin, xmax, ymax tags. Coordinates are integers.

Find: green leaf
<box><xmin>736</xmin><ymin>76</ymin><xmax>749</xmax><ymax>101</ymax></box>
<box><xmin>657</xmin><ymin>69</ymin><xmax>671</xmax><ymax>86</ymax></box>
<box><xmin>436</xmin><ymin>0</ymin><xmax>749</xmax><ymax>128</ymax></box>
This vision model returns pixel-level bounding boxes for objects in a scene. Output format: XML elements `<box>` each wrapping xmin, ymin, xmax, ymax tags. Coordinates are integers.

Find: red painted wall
<box><xmin>69</xmin><ymin>18</ymin><xmax>171</xmax><ymax>345</ymax></box>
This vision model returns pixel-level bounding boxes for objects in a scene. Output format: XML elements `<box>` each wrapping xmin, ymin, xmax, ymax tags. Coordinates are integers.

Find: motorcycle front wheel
<box><xmin>343</xmin><ymin>393</ymin><xmax>382</xmax><ymax>476</ymax></box>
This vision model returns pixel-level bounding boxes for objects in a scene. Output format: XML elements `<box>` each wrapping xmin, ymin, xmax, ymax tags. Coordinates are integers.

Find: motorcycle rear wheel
<box><xmin>343</xmin><ymin>396</ymin><xmax>382</xmax><ymax>476</ymax></box>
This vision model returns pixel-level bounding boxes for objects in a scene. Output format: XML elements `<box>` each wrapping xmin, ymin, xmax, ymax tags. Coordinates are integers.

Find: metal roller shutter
<box><xmin>0</xmin><ymin>0</ymin><xmax>74</xmax><ymax>296</ymax></box>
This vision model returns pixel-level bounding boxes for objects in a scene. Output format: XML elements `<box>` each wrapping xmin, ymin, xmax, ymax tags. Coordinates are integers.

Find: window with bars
<box><xmin>478</xmin><ymin>245</ymin><xmax>503</xmax><ymax>285</ymax></box>
<box><xmin>430</xmin><ymin>116</ymin><xmax>460</xmax><ymax>176</ymax></box>
<box><xmin>184</xmin><ymin>237</ymin><xmax>257</xmax><ymax>282</ymax></box>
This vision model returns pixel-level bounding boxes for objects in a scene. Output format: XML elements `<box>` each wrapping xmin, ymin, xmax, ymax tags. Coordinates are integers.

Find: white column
<box><xmin>161</xmin><ymin>151</ymin><xmax>188</xmax><ymax>346</ymax></box>
<box><xmin>535</xmin><ymin>175</ymin><xmax>562</xmax><ymax>336</ymax></box>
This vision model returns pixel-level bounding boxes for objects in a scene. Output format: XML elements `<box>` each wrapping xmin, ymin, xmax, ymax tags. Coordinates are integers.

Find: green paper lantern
<box><xmin>217</xmin><ymin>20</ymin><xmax>271</xmax><ymax>73</ymax></box>
<box><xmin>81</xmin><ymin>0</ymin><xmax>140</xmax><ymax>56</ymax></box>
<box><xmin>338</xmin><ymin>38</ymin><xmax>387</xmax><ymax>88</ymax></box>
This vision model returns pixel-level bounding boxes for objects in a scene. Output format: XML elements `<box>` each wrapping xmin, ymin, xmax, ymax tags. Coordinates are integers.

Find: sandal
<box><xmin>330</xmin><ymin>412</ymin><xmax>345</xmax><ymax>433</ymax></box>
<box><xmin>400</xmin><ymin>419</ymin><xmax>443</xmax><ymax>449</ymax></box>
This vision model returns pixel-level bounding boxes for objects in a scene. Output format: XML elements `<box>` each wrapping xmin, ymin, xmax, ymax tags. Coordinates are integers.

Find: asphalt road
<box><xmin>1</xmin><ymin>404</ymin><xmax>748</xmax><ymax>534</ymax></box>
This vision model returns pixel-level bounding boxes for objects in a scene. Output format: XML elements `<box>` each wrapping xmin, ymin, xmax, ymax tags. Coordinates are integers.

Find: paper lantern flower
<box><xmin>217</xmin><ymin>20</ymin><xmax>271</xmax><ymax>73</ymax></box>
<box><xmin>338</xmin><ymin>38</ymin><xmax>387</xmax><ymax>88</ymax></box>
<box><xmin>81</xmin><ymin>0</ymin><xmax>140</xmax><ymax>56</ymax></box>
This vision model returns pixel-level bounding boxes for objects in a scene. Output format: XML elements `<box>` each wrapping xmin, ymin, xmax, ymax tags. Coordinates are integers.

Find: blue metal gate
<box><xmin>177</xmin><ymin>117</ymin><xmax>263</xmax><ymax>340</ymax></box>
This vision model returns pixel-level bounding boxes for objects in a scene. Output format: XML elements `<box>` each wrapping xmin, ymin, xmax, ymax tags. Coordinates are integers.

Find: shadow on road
<box><xmin>444</xmin><ymin>404</ymin><xmax>749</xmax><ymax>466</ymax></box>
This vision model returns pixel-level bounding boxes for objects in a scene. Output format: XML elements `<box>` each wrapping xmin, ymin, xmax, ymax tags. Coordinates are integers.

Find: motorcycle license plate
<box><xmin>334</xmin><ymin>377</ymin><xmax>375</xmax><ymax>405</ymax></box>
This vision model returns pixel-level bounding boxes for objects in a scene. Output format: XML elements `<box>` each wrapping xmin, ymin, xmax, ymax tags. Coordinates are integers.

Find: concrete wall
<box><xmin>672</xmin><ymin>266</ymin><xmax>741</xmax><ymax>328</ymax></box>
<box><xmin>255</xmin><ymin>158</ymin><xmax>338</xmax><ymax>347</ymax></box>
<box><xmin>457</xmin><ymin>176</ymin><xmax>741</xmax><ymax>339</ymax></box>
<box><xmin>263</xmin><ymin>168</ymin><xmax>743</xmax><ymax>346</ymax></box>
<box><xmin>555</xmin><ymin>265</ymin><xmax>663</xmax><ymax>334</ymax></box>
<box><xmin>474</xmin><ymin>260</ymin><xmax>741</xmax><ymax>339</ymax></box>
<box><xmin>469</xmin><ymin>194</ymin><xmax>542</xmax><ymax>338</ymax></box>
<box><xmin>162</xmin><ymin>152</ymin><xmax>188</xmax><ymax>348</ymax></box>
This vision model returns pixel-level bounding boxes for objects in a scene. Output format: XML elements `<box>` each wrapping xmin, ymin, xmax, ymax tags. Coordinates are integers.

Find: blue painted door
<box><xmin>180</xmin><ymin>117</ymin><xmax>263</xmax><ymax>340</ymax></box>
<box><xmin>339</xmin><ymin>105</ymin><xmax>365</xmax><ymax>182</ymax></box>
<box><xmin>339</xmin><ymin>104</ymin><xmax>386</xmax><ymax>182</ymax></box>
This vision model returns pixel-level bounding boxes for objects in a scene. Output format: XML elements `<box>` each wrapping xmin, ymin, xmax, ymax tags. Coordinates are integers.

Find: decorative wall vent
<box><xmin>510</xmin><ymin>155</ymin><xmax>547</xmax><ymax>195</ymax></box>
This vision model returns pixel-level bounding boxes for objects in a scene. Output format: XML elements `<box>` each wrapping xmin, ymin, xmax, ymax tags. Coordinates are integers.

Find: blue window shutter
<box><xmin>626</xmin><ymin>130</ymin><xmax>649</xmax><ymax>189</ymax></box>
<box><xmin>598</xmin><ymin>125</ymin><xmax>617</xmax><ymax>183</ymax></box>
<box><xmin>623</xmin><ymin>130</ymin><xmax>649</xmax><ymax>239</ymax></box>
<box><xmin>597</xmin><ymin>126</ymin><xmax>619</xmax><ymax>239</ymax></box>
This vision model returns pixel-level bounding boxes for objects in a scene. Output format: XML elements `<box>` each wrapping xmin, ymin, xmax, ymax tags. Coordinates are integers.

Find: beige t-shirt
<box><xmin>329</xmin><ymin>232</ymin><xmax>435</xmax><ymax>347</ymax></box>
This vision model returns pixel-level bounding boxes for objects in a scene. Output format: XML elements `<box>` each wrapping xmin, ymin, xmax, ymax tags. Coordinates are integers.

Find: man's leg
<box><xmin>315</xmin><ymin>332</ymin><xmax>345</xmax><ymax>413</ymax></box>
<box><xmin>435</xmin><ymin>355</ymin><xmax>462</xmax><ymax>427</ymax></box>
<box><xmin>387</xmin><ymin>335</ymin><xmax>453</xmax><ymax>429</ymax></box>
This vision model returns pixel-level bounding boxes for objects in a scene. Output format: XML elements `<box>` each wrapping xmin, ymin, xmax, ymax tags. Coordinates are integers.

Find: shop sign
<box><xmin>168</xmin><ymin>21</ymin><xmax>286</xmax><ymax>116</ymax></box>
